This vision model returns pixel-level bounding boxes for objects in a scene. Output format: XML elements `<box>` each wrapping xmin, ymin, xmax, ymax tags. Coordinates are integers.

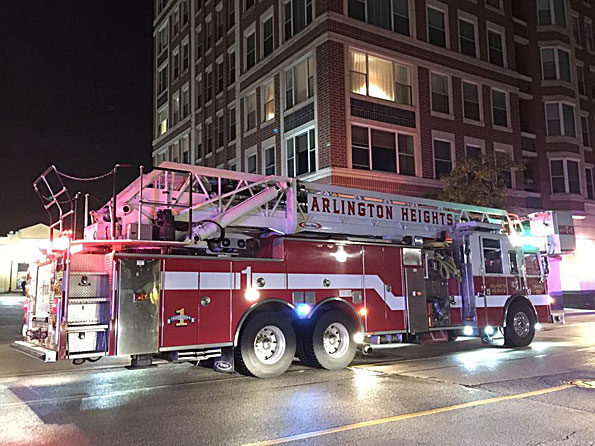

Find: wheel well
<box><xmin>503</xmin><ymin>295</ymin><xmax>538</xmax><ymax>327</ymax></box>
<box><xmin>309</xmin><ymin>298</ymin><xmax>364</xmax><ymax>332</ymax></box>
<box><xmin>233</xmin><ymin>299</ymin><xmax>296</xmax><ymax>346</ymax></box>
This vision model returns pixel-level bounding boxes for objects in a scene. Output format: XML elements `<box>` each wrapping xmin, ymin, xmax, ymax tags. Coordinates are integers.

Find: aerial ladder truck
<box><xmin>13</xmin><ymin>163</ymin><xmax>552</xmax><ymax>377</ymax></box>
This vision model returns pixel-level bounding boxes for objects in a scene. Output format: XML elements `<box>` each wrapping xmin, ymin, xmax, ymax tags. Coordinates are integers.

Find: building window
<box><xmin>172</xmin><ymin>91</ymin><xmax>180</xmax><ymax>125</ymax></box>
<box><xmin>172</xmin><ymin>10</ymin><xmax>180</xmax><ymax>36</ymax></box>
<box><xmin>586</xmin><ymin>20</ymin><xmax>594</xmax><ymax>50</ymax></box>
<box><xmin>285</xmin><ymin>56</ymin><xmax>314</xmax><ymax>109</ymax></box>
<box><xmin>286</xmin><ymin>128</ymin><xmax>316</xmax><ymax>177</ymax></box>
<box><xmin>541</xmin><ymin>48</ymin><xmax>570</xmax><ymax>81</ymax></box>
<box><xmin>482</xmin><ymin>238</ymin><xmax>503</xmax><ymax>274</ymax></box>
<box><xmin>158</xmin><ymin>65</ymin><xmax>168</xmax><ymax>95</ymax></box>
<box><xmin>545</xmin><ymin>103</ymin><xmax>575</xmax><ymax>137</ymax></box>
<box><xmin>181</xmin><ymin>85</ymin><xmax>190</xmax><ymax>118</ymax></box>
<box><xmin>348</xmin><ymin>0</ymin><xmax>410</xmax><ymax>36</ymax></box>
<box><xmin>157</xmin><ymin>25</ymin><xmax>168</xmax><ymax>54</ymax></box>
<box><xmin>217</xmin><ymin>61</ymin><xmax>224</xmax><ymax>94</ymax></box>
<box><xmin>196</xmin><ymin>75</ymin><xmax>203</xmax><ymax>110</ymax></box>
<box><xmin>228</xmin><ymin>160</ymin><xmax>237</xmax><ymax>171</ymax></box>
<box><xmin>195</xmin><ymin>127</ymin><xmax>203</xmax><ymax>162</ymax></box>
<box><xmin>263</xmin><ymin>146</ymin><xmax>275</xmax><ymax>175</ymax></box>
<box><xmin>495</xmin><ymin>147</ymin><xmax>513</xmax><ymax>188</ymax></box>
<box><xmin>196</xmin><ymin>31</ymin><xmax>203</xmax><ymax>60</ymax></box>
<box><xmin>181</xmin><ymin>0</ymin><xmax>189</xmax><ymax>26</ymax></box>
<box><xmin>581</xmin><ymin>116</ymin><xmax>590</xmax><ymax>147</ymax></box>
<box><xmin>206</xmin><ymin>122</ymin><xmax>214</xmax><ymax>155</ymax></box>
<box><xmin>181</xmin><ymin>136</ymin><xmax>189</xmax><ymax>163</ymax></box>
<box><xmin>485</xmin><ymin>0</ymin><xmax>501</xmax><ymax>9</ymax></box>
<box><xmin>246</xmin><ymin>31</ymin><xmax>256</xmax><ymax>70</ymax></box>
<box><xmin>205</xmin><ymin>19</ymin><xmax>212</xmax><ymax>49</ymax></box>
<box><xmin>427</xmin><ymin>7</ymin><xmax>446</xmax><ymax>48</ymax></box>
<box><xmin>172</xmin><ymin>48</ymin><xmax>180</xmax><ymax>80</ymax></box>
<box><xmin>206</xmin><ymin>69</ymin><xmax>213</xmax><ymax>102</ymax></box>
<box><xmin>244</xmin><ymin>92</ymin><xmax>256</xmax><ymax>132</ymax></box>
<box><xmin>262</xmin><ymin>82</ymin><xmax>275</xmax><ymax>122</ymax></box>
<box><xmin>466</xmin><ymin>144</ymin><xmax>482</xmax><ymax>159</ymax></box>
<box><xmin>216</xmin><ymin>10</ymin><xmax>224</xmax><ymax>41</ymax></box>
<box><xmin>572</xmin><ymin>16</ymin><xmax>581</xmax><ymax>45</ymax></box>
<box><xmin>586</xmin><ymin>167</ymin><xmax>594</xmax><ymax>199</ymax></box>
<box><xmin>537</xmin><ymin>0</ymin><xmax>566</xmax><ymax>27</ymax></box>
<box><xmin>350</xmin><ymin>126</ymin><xmax>415</xmax><ymax>175</ymax></box>
<box><xmin>157</xmin><ymin>106</ymin><xmax>168</xmax><ymax>136</ymax></box>
<box><xmin>431</xmin><ymin>73</ymin><xmax>450</xmax><ymax>114</ymax></box>
<box><xmin>228</xmin><ymin>107</ymin><xmax>236</xmax><ymax>141</ymax></box>
<box><xmin>263</xmin><ymin>17</ymin><xmax>274</xmax><ymax>58</ymax></box>
<box><xmin>577</xmin><ymin>65</ymin><xmax>585</xmax><ymax>95</ymax></box>
<box><xmin>459</xmin><ymin>19</ymin><xmax>476</xmax><ymax>58</ymax></box>
<box><xmin>228</xmin><ymin>0</ymin><xmax>235</xmax><ymax>29</ymax></box>
<box><xmin>462</xmin><ymin>82</ymin><xmax>481</xmax><ymax>121</ymax></box>
<box><xmin>217</xmin><ymin>115</ymin><xmax>225</xmax><ymax>148</ymax></box>
<box><xmin>246</xmin><ymin>151</ymin><xmax>257</xmax><ymax>174</ymax></box>
<box><xmin>245</xmin><ymin>0</ymin><xmax>255</xmax><ymax>11</ymax></box>
<box><xmin>491</xmin><ymin>90</ymin><xmax>508</xmax><ymax>127</ymax></box>
<box><xmin>284</xmin><ymin>0</ymin><xmax>313</xmax><ymax>41</ymax></box>
<box><xmin>395</xmin><ymin>64</ymin><xmax>412</xmax><ymax>105</ymax></box>
<box><xmin>349</xmin><ymin>51</ymin><xmax>411</xmax><ymax>104</ymax></box>
<box><xmin>433</xmin><ymin>139</ymin><xmax>452</xmax><ymax>179</ymax></box>
<box><xmin>182</xmin><ymin>40</ymin><xmax>190</xmax><ymax>73</ymax></box>
<box><xmin>487</xmin><ymin>29</ymin><xmax>504</xmax><ymax>67</ymax></box>
<box><xmin>550</xmin><ymin>159</ymin><xmax>580</xmax><ymax>194</ymax></box>
<box><xmin>228</xmin><ymin>51</ymin><xmax>236</xmax><ymax>85</ymax></box>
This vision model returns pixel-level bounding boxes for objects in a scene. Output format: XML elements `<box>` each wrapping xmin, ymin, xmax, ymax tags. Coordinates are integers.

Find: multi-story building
<box><xmin>152</xmin><ymin>0</ymin><xmax>594</xmax><ymax>307</ymax></box>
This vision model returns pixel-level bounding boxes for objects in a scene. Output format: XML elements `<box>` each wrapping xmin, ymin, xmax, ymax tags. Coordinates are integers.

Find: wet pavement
<box><xmin>0</xmin><ymin>294</ymin><xmax>593</xmax><ymax>446</ymax></box>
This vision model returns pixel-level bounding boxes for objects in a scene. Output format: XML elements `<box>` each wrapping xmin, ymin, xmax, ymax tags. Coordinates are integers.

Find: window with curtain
<box><xmin>350</xmin><ymin>51</ymin><xmax>368</xmax><ymax>96</ymax></box>
<box><xmin>395</xmin><ymin>64</ymin><xmax>412</xmax><ymax>105</ymax></box>
<box><xmin>368</xmin><ymin>55</ymin><xmax>394</xmax><ymax>101</ymax></box>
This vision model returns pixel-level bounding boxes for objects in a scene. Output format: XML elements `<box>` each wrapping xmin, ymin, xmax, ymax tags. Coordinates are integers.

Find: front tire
<box><xmin>504</xmin><ymin>302</ymin><xmax>536</xmax><ymax>347</ymax></box>
<box><xmin>234</xmin><ymin>311</ymin><xmax>296</xmax><ymax>378</ymax></box>
<box><xmin>300</xmin><ymin>310</ymin><xmax>357</xmax><ymax>370</ymax></box>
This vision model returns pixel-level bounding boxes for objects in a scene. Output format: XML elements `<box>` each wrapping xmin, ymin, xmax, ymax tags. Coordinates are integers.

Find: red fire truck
<box><xmin>12</xmin><ymin>163</ymin><xmax>552</xmax><ymax>377</ymax></box>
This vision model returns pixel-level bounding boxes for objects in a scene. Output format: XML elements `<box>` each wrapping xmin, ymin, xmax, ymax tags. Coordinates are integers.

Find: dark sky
<box><xmin>0</xmin><ymin>2</ymin><xmax>153</xmax><ymax>235</ymax></box>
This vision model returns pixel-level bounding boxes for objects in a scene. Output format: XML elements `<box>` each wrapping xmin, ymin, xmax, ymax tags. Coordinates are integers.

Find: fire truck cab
<box><xmin>13</xmin><ymin>163</ymin><xmax>551</xmax><ymax>378</ymax></box>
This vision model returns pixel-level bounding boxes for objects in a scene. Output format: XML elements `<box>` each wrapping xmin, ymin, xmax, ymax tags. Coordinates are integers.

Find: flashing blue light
<box><xmin>296</xmin><ymin>303</ymin><xmax>312</xmax><ymax>317</ymax></box>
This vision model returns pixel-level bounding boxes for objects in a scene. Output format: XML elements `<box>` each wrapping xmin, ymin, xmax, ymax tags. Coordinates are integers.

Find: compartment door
<box><xmin>116</xmin><ymin>259</ymin><xmax>160</xmax><ymax>355</ymax></box>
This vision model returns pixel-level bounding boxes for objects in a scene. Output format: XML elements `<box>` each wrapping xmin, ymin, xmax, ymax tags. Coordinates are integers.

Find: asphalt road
<box><xmin>0</xmin><ymin>294</ymin><xmax>593</xmax><ymax>446</ymax></box>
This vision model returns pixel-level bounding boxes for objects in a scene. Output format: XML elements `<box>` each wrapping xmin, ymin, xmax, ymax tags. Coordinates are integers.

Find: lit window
<box><xmin>286</xmin><ymin>128</ymin><xmax>316</xmax><ymax>177</ymax></box>
<box><xmin>431</xmin><ymin>73</ymin><xmax>450</xmax><ymax>114</ymax></box>
<box><xmin>262</xmin><ymin>82</ymin><xmax>275</xmax><ymax>122</ymax></box>
<box><xmin>433</xmin><ymin>139</ymin><xmax>452</xmax><ymax>179</ymax></box>
<box><xmin>491</xmin><ymin>90</ymin><xmax>508</xmax><ymax>127</ymax></box>
<box><xmin>157</xmin><ymin>106</ymin><xmax>168</xmax><ymax>136</ymax></box>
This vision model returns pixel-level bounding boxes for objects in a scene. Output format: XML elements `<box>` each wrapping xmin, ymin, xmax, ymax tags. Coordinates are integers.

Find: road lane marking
<box><xmin>243</xmin><ymin>383</ymin><xmax>574</xmax><ymax>446</ymax></box>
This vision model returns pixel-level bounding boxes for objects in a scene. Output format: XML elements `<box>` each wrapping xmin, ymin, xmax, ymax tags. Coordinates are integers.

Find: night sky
<box><xmin>0</xmin><ymin>2</ymin><xmax>154</xmax><ymax>235</ymax></box>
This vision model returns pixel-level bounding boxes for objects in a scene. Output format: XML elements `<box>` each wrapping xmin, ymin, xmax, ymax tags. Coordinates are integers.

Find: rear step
<box><xmin>11</xmin><ymin>341</ymin><xmax>57</xmax><ymax>362</ymax></box>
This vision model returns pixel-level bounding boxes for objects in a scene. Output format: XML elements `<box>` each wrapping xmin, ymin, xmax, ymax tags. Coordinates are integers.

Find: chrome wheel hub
<box><xmin>323</xmin><ymin>323</ymin><xmax>349</xmax><ymax>358</ymax></box>
<box><xmin>513</xmin><ymin>311</ymin><xmax>530</xmax><ymax>338</ymax></box>
<box><xmin>254</xmin><ymin>325</ymin><xmax>286</xmax><ymax>364</ymax></box>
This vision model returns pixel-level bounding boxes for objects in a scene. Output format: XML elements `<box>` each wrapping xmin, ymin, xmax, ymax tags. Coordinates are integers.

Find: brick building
<box><xmin>152</xmin><ymin>0</ymin><xmax>595</xmax><ymax>306</ymax></box>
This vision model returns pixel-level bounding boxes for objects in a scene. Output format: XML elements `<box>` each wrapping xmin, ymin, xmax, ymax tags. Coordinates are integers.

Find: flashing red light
<box><xmin>416</xmin><ymin>291</ymin><xmax>422</xmax><ymax>296</ymax></box>
<box><xmin>359</xmin><ymin>307</ymin><xmax>368</xmax><ymax>317</ymax></box>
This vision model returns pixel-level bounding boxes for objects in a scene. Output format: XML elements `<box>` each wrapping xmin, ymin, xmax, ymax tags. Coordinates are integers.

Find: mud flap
<box><xmin>214</xmin><ymin>347</ymin><xmax>234</xmax><ymax>373</ymax></box>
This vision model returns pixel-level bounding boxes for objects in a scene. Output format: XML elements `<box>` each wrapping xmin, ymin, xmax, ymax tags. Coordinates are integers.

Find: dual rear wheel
<box><xmin>234</xmin><ymin>309</ymin><xmax>358</xmax><ymax>378</ymax></box>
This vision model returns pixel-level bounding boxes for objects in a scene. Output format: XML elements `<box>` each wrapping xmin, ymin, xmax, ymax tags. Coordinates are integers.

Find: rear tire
<box><xmin>234</xmin><ymin>311</ymin><xmax>296</xmax><ymax>378</ymax></box>
<box><xmin>504</xmin><ymin>302</ymin><xmax>536</xmax><ymax>347</ymax></box>
<box><xmin>300</xmin><ymin>310</ymin><xmax>357</xmax><ymax>370</ymax></box>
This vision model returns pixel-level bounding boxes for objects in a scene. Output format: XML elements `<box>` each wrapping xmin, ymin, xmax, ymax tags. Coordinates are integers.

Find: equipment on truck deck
<box><xmin>12</xmin><ymin>163</ymin><xmax>554</xmax><ymax>378</ymax></box>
